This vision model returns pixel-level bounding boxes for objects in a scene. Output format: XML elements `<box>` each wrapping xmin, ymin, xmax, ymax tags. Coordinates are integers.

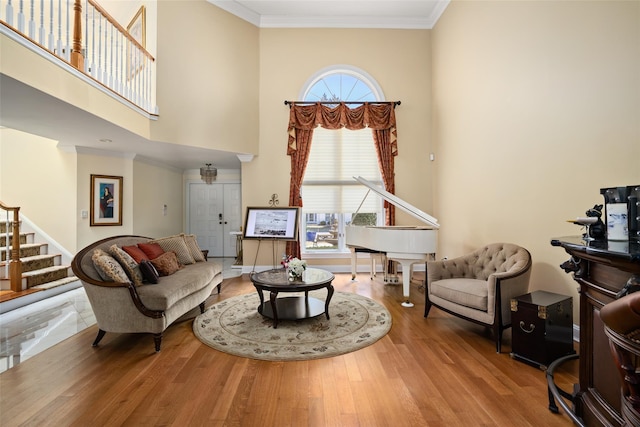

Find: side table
<box><xmin>510</xmin><ymin>290</ymin><xmax>575</xmax><ymax>369</ymax></box>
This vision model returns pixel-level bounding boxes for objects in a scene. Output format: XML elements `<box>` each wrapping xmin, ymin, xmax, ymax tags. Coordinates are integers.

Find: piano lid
<box><xmin>353</xmin><ymin>176</ymin><xmax>440</xmax><ymax>229</ymax></box>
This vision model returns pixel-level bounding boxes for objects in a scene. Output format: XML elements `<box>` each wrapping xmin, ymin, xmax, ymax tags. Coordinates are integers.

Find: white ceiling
<box><xmin>209</xmin><ymin>0</ymin><xmax>450</xmax><ymax>29</ymax></box>
<box><xmin>1</xmin><ymin>1</ymin><xmax>449</xmax><ymax>172</ymax></box>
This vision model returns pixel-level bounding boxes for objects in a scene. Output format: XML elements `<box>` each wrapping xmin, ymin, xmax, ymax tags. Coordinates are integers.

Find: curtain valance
<box><xmin>287</xmin><ymin>103</ymin><xmax>397</xmax><ymax>156</ymax></box>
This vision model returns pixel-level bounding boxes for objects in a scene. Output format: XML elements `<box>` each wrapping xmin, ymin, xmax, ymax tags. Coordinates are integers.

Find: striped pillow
<box><xmin>184</xmin><ymin>234</ymin><xmax>206</xmax><ymax>262</ymax></box>
<box><xmin>151</xmin><ymin>235</ymin><xmax>195</xmax><ymax>265</ymax></box>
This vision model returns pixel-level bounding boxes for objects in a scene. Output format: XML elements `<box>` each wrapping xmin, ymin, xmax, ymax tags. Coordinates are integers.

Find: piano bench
<box><xmin>352</xmin><ymin>248</ymin><xmax>387</xmax><ymax>279</ymax></box>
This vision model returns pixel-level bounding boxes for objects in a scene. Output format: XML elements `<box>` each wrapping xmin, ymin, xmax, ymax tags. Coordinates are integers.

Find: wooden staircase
<box><xmin>0</xmin><ymin>221</ymin><xmax>78</xmax><ymax>304</ymax></box>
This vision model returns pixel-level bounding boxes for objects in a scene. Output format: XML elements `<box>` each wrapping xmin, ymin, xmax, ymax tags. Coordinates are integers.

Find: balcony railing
<box><xmin>0</xmin><ymin>0</ymin><xmax>156</xmax><ymax>115</ymax></box>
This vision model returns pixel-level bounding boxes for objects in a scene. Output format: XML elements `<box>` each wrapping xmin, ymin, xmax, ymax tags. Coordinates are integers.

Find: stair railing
<box><xmin>0</xmin><ymin>0</ymin><xmax>157</xmax><ymax>115</ymax></box>
<box><xmin>0</xmin><ymin>201</ymin><xmax>22</xmax><ymax>292</ymax></box>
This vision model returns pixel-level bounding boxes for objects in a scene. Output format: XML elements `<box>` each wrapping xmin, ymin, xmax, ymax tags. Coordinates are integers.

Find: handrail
<box><xmin>87</xmin><ymin>0</ymin><xmax>154</xmax><ymax>62</ymax></box>
<box><xmin>0</xmin><ymin>201</ymin><xmax>23</xmax><ymax>292</ymax></box>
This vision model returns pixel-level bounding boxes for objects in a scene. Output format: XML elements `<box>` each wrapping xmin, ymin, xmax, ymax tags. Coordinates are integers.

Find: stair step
<box><xmin>23</xmin><ymin>265</ymin><xmax>70</xmax><ymax>288</ymax></box>
<box><xmin>0</xmin><ymin>221</ymin><xmax>21</xmax><ymax>234</ymax></box>
<box><xmin>20</xmin><ymin>254</ymin><xmax>61</xmax><ymax>272</ymax></box>
<box><xmin>0</xmin><ymin>254</ymin><xmax>61</xmax><ymax>274</ymax></box>
<box><xmin>30</xmin><ymin>276</ymin><xmax>79</xmax><ymax>291</ymax></box>
<box><xmin>0</xmin><ymin>232</ymin><xmax>34</xmax><ymax>246</ymax></box>
<box><xmin>0</xmin><ymin>243</ymin><xmax>47</xmax><ymax>261</ymax></box>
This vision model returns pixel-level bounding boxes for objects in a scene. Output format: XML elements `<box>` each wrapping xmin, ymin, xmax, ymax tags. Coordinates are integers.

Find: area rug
<box><xmin>193</xmin><ymin>291</ymin><xmax>391</xmax><ymax>361</ymax></box>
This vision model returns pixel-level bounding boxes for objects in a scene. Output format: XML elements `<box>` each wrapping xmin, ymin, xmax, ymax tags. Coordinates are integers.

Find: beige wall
<box><xmin>152</xmin><ymin>1</ymin><xmax>259</xmax><ymax>156</ymax></box>
<box><xmin>0</xmin><ymin>129</ymin><xmax>77</xmax><ymax>250</ymax></box>
<box><xmin>76</xmin><ymin>152</ymin><xmax>134</xmax><ymax>249</ymax></box>
<box><xmin>432</xmin><ymin>1</ymin><xmax>640</xmax><ymax>318</ymax></box>
<box><xmin>131</xmin><ymin>160</ymin><xmax>184</xmax><ymax>238</ymax></box>
<box><xmin>242</xmin><ymin>28</ymin><xmax>434</xmax><ymax>266</ymax></box>
<box><xmin>75</xmin><ymin>152</ymin><xmax>187</xmax><ymax>249</ymax></box>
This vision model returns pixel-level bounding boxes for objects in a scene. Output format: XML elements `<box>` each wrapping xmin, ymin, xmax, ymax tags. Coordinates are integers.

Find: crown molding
<box><xmin>208</xmin><ymin>1</ymin><xmax>449</xmax><ymax>30</ymax></box>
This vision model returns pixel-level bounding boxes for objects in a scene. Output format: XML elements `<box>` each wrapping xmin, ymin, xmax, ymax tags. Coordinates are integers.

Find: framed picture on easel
<box><xmin>243</xmin><ymin>207</ymin><xmax>299</xmax><ymax>241</ymax></box>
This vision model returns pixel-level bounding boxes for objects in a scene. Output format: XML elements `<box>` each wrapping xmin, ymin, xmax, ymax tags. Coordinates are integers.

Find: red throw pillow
<box><xmin>137</xmin><ymin>242</ymin><xmax>165</xmax><ymax>260</ymax></box>
<box><xmin>122</xmin><ymin>245</ymin><xmax>149</xmax><ymax>264</ymax></box>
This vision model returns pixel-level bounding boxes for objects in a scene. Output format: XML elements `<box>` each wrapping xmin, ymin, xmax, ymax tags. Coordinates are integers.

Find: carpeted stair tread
<box><xmin>30</xmin><ymin>276</ymin><xmax>79</xmax><ymax>290</ymax></box>
<box><xmin>23</xmin><ymin>265</ymin><xmax>71</xmax><ymax>287</ymax></box>
<box><xmin>21</xmin><ymin>265</ymin><xmax>69</xmax><ymax>277</ymax></box>
<box><xmin>15</xmin><ymin>254</ymin><xmax>61</xmax><ymax>272</ymax></box>
<box><xmin>0</xmin><ymin>232</ymin><xmax>34</xmax><ymax>246</ymax></box>
<box><xmin>0</xmin><ymin>243</ymin><xmax>47</xmax><ymax>261</ymax></box>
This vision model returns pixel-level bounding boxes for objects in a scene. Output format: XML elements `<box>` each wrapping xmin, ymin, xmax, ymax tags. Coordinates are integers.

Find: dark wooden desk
<box><xmin>250</xmin><ymin>268</ymin><xmax>335</xmax><ymax>328</ymax></box>
<box><xmin>552</xmin><ymin>236</ymin><xmax>640</xmax><ymax>426</ymax></box>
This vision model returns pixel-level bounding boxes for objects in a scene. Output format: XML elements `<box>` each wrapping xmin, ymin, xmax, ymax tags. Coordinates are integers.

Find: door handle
<box><xmin>219</xmin><ymin>213</ymin><xmax>223</xmax><ymax>224</ymax></box>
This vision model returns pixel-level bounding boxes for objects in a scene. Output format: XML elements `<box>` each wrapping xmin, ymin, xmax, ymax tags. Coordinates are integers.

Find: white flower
<box><xmin>288</xmin><ymin>258</ymin><xmax>307</xmax><ymax>278</ymax></box>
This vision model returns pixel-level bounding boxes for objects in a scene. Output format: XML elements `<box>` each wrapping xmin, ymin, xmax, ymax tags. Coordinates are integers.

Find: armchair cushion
<box><xmin>431</xmin><ymin>278</ymin><xmax>488</xmax><ymax>311</ymax></box>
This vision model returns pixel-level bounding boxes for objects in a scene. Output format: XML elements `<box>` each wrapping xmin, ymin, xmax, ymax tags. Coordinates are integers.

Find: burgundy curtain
<box><xmin>286</xmin><ymin>102</ymin><xmax>398</xmax><ymax>257</ymax></box>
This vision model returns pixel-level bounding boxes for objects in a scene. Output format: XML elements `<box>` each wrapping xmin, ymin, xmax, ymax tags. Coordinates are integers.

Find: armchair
<box><xmin>424</xmin><ymin>243</ymin><xmax>532</xmax><ymax>353</ymax></box>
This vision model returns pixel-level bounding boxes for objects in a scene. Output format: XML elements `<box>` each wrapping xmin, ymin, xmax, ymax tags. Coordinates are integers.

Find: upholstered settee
<box><xmin>71</xmin><ymin>235</ymin><xmax>222</xmax><ymax>352</ymax></box>
<box><xmin>424</xmin><ymin>243</ymin><xmax>532</xmax><ymax>352</ymax></box>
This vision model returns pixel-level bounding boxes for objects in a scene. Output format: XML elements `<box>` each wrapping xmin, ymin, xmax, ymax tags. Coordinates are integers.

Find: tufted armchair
<box><xmin>424</xmin><ymin>243</ymin><xmax>532</xmax><ymax>353</ymax></box>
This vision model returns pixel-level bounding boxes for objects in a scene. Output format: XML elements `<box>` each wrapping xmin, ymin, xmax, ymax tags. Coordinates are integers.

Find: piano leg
<box><xmin>350</xmin><ymin>247</ymin><xmax>357</xmax><ymax>281</ymax></box>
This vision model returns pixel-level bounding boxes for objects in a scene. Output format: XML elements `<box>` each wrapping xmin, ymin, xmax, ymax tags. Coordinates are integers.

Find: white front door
<box><xmin>189</xmin><ymin>183</ymin><xmax>241</xmax><ymax>257</ymax></box>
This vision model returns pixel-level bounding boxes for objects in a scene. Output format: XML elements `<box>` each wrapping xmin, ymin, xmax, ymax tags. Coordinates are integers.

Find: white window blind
<box><xmin>302</xmin><ymin>127</ymin><xmax>382</xmax><ymax>213</ymax></box>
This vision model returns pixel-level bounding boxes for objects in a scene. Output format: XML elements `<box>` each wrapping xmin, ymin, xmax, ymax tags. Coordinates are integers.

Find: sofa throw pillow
<box><xmin>137</xmin><ymin>242</ymin><xmax>165</xmax><ymax>260</ymax></box>
<box><xmin>92</xmin><ymin>248</ymin><xmax>131</xmax><ymax>284</ymax></box>
<box><xmin>183</xmin><ymin>234</ymin><xmax>206</xmax><ymax>262</ymax></box>
<box><xmin>150</xmin><ymin>251</ymin><xmax>182</xmax><ymax>276</ymax></box>
<box><xmin>110</xmin><ymin>245</ymin><xmax>144</xmax><ymax>286</ymax></box>
<box><xmin>151</xmin><ymin>235</ymin><xmax>195</xmax><ymax>265</ymax></box>
<box><xmin>139</xmin><ymin>260</ymin><xmax>160</xmax><ymax>284</ymax></box>
<box><xmin>122</xmin><ymin>245</ymin><xmax>149</xmax><ymax>264</ymax></box>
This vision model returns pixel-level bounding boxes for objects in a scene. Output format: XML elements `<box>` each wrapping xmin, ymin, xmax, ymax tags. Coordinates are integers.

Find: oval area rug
<box><xmin>193</xmin><ymin>291</ymin><xmax>391</xmax><ymax>361</ymax></box>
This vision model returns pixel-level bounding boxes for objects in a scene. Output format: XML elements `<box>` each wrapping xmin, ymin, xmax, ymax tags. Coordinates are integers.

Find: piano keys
<box><xmin>346</xmin><ymin>176</ymin><xmax>439</xmax><ymax>307</ymax></box>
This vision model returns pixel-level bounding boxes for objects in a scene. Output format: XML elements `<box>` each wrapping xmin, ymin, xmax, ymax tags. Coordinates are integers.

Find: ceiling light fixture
<box><xmin>200</xmin><ymin>163</ymin><xmax>217</xmax><ymax>184</ymax></box>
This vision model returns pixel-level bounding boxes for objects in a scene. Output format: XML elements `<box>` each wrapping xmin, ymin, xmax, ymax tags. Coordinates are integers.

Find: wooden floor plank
<box><xmin>0</xmin><ymin>273</ymin><xmax>578</xmax><ymax>426</ymax></box>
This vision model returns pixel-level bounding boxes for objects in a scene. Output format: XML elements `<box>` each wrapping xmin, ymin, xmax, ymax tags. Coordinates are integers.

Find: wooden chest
<box><xmin>510</xmin><ymin>290</ymin><xmax>575</xmax><ymax>369</ymax></box>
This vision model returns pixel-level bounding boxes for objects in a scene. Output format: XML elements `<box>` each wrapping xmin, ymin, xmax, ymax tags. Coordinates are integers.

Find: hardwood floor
<box><xmin>0</xmin><ymin>272</ymin><xmax>578</xmax><ymax>426</ymax></box>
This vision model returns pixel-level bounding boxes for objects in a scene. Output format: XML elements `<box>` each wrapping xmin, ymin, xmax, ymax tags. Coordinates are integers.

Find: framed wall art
<box><xmin>243</xmin><ymin>207</ymin><xmax>299</xmax><ymax>241</ymax></box>
<box><xmin>90</xmin><ymin>174</ymin><xmax>123</xmax><ymax>226</ymax></box>
<box><xmin>126</xmin><ymin>6</ymin><xmax>146</xmax><ymax>80</ymax></box>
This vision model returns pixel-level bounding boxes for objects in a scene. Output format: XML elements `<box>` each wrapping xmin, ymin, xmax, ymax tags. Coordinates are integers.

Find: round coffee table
<box><xmin>250</xmin><ymin>268</ymin><xmax>335</xmax><ymax>328</ymax></box>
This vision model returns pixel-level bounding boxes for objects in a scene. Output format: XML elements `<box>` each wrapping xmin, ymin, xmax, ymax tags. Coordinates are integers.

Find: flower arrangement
<box><xmin>281</xmin><ymin>254</ymin><xmax>307</xmax><ymax>281</ymax></box>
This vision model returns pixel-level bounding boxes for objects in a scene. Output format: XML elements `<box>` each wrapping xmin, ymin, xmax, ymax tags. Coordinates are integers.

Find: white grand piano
<box><xmin>346</xmin><ymin>176</ymin><xmax>440</xmax><ymax>307</ymax></box>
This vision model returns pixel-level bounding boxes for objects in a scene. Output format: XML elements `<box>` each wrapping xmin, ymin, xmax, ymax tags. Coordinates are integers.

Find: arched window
<box><xmin>300</xmin><ymin>66</ymin><xmax>385</xmax><ymax>253</ymax></box>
